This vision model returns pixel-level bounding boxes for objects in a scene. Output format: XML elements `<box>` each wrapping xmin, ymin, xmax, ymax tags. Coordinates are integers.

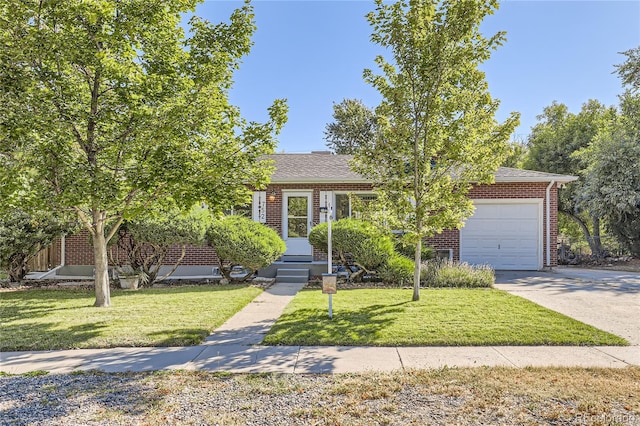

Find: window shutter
<box><xmin>252</xmin><ymin>191</ymin><xmax>267</xmax><ymax>223</ymax></box>
<box><xmin>319</xmin><ymin>191</ymin><xmax>332</xmax><ymax>223</ymax></box>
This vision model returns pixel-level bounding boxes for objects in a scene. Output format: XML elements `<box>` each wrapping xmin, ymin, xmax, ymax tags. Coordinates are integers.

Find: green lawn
<box><xmin>263</xmin><ymin>288</ymin><xmax>628</xmax><ymax>346</ymax></box>
<box><xmin>0</xmin><ymin>285</ymin><xmax>262</xmax><ymax>351</ymax></box>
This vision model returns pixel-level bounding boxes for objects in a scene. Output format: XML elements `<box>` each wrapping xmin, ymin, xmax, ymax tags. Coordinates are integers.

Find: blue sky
<box><xmin>196</xmin><ymin>1</ymin><xmax>640</xmax><ymax>152</ymax></box>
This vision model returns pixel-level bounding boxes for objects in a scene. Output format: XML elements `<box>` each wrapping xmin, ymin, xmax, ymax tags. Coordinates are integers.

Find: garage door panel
<box><xmin>500</xmin><ymin>236</ymin><xmax>537</xmax><ymax>251</ymax></box>
<box><xmin>460</xmin><ymin>201</ymin><xmax>541</xmax><ymax>270</ymax></box>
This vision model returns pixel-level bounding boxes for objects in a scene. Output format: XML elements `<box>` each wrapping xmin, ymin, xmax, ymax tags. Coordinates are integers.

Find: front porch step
<box><xmin>281</xmin><ymin>255</ymin><xmax>313</xmax><ymax>263</ymax></box>
<box><xmin>276</xmin><ymin>268</ymin><xmax>310</xmax><ymax>283</ymax></box>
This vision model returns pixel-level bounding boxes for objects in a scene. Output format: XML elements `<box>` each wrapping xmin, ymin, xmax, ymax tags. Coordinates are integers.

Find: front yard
<box><xmin>0</xmin><ymin>285</ymin><xmax>262</xmax><ymax>351</ymax></box>
<box><xmin>263</xmin><ymin>288</ymin><xmax>628</xmax><ymax>346</ymax></box>
<box><xmin>1</xmin><ymin>284</ymin><xmax>628</xmax><ymax>351</ymax></box>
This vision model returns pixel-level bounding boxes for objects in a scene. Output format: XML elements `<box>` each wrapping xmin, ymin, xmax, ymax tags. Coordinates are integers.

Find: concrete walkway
<box><xmin>1</xmin><ymin>271</ymin><xmax>639</xmax><ymax>375</ymax></box>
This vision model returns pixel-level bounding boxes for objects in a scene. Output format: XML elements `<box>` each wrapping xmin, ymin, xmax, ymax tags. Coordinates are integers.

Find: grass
<box><xmin>263</xmin><ymin>288</ymin><xmax>628</xmax><ymax>346</ymax></box>
<box><xmin>0</xmin><ymin>285</ymin><xmax>262</xmax><ymax>351</ymax></box>
<box><xmin>2</xmin><ymin>368</ymin><xmax>638</xmax><ymax>425</ymax></box>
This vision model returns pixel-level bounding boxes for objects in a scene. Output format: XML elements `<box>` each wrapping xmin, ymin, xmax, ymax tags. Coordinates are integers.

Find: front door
<box><xmin>282</xmin><ymin>191</ymin><xmax>313</xmax><ymax>256</ymax></box>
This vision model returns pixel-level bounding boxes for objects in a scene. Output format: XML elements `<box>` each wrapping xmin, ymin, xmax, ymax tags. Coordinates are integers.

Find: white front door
<box><xmin>282</xmin><ymin>191</ymin><xmax>313</xmax><ymax>256</ymax></box>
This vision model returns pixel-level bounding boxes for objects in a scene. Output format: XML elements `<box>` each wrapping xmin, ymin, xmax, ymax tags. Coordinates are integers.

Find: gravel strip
<box><xmin>1</xmin><ymin>371</ymin><xmax>638</xmax><ymax>425</ymax></box>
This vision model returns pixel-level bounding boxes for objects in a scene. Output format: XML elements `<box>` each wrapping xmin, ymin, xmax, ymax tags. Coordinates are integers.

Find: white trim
<box><xmin>319</xmin><ymin>191</ymin><xmax>332</xmax><ymax>223</ymax></box>
<box><xmin>272</xmin><ymin>176</ymin><xmax>576</xmax><ymax>184</ymax></box>
<box><xmin>494</xmin><ymin>176</ymin><xmax>577</xmax><ymax>184</ymax></box>
<box><xmin>271</xmin><ymin>178</ymin><xmax>370</xmax><ymax>184</ymax></box>
<box><xmin>282</xmin><ymin>191</ymin><xmax>314</xmax><ymax>256</ymax></box>
<box><xmin>252</xmin><ymin>191</ymin><xmax>267</xmax><ymax>223</ymax></box>
<box><xmin>461</xmin><ymin>199</ymin><xmax>544</xmax><ymax>270</ymax></box>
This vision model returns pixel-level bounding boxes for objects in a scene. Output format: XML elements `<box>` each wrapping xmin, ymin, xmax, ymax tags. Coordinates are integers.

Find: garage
<box><xmin>460</xmin><ymin>200</ymin><xmax>543</xmax><ymax>270</ymax></box>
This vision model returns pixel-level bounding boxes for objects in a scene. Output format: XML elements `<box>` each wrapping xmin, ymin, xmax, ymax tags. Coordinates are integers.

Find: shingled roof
<box><xmin>264</xmin><ymin>153</ymin><xmax>577</xmax><ymax>184</ymax></box>
<box><xmin>264</xmin><ymin>153</ymin><xmax>366</xmax><ymax>183</ymax></box>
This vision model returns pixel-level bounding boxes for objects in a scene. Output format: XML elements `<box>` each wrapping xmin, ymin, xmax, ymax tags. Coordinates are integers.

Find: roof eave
<box><xmin>270</xmin><ymin>176</ymin><xmax>579</xmax><ymax>185</ymax></box>
<box><xmin>269</xmin><ymin>178</ymin><xmax>371</xmax><ymax>184</ymax></box>
<box><xmin>494</xmin><ymin>176</ymin><xmax>579</xmax><ymax>184</ymax></box>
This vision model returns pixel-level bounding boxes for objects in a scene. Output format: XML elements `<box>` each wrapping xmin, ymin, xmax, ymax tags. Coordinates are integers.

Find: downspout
<box><xmin>545</xmin><ymin>180</ymin><xmax>555</xmax><ymax>269</ymax></box>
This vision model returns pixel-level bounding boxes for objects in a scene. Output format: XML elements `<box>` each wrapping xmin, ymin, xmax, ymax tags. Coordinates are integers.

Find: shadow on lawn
<box><xmin>1</xmin><ymin>321</ymin><xmax>106</xmax><ymax>351</ymax></box>
<box><xmin>264</xmin><ymin>302</ymin><xmax>409</xmax><ymax>346</ymax></box>
<box><xmin>0</xmin><ymin>289</ymin><xmax>95</xmax><ymax>323</ymax></box>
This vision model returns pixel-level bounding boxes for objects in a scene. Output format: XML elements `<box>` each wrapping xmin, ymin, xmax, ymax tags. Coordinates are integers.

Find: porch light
<box><xmin>268</xmin><ymin>190</ymin><xmax>276</xmax><ymax>202</ymax></box>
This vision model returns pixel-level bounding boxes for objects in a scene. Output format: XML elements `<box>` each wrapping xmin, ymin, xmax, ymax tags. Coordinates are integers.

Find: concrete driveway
<box><xmin>495</xmin><ymin>267</ymin><xmax>640</xmax><ymax>345</ymax></box>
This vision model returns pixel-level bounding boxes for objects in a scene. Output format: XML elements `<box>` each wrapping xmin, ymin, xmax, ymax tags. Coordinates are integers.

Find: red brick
<box><xmin>56</xmin><ymin>182</ymin><xmax>560</xmax><ymax>268</ymax></box>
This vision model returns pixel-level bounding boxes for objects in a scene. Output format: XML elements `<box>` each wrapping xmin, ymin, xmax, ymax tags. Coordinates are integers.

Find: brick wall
<box><xmin>60</xmin><ymin>230</ymin><xmax>219</xmax><ymax>267</ymax></box>
<box><xmin>425</xmin><ymin>229</ymin><xmax>460</xmax><ymax>260</ymax></box>
<box><xmin>57</xmin><ymin>181</ymin><xmax>559</xmax><ymax>268</ymax></box>
<box><xmin>64</xmin><ymin>232</ymin><xmax>94</xmax><ymax>265</ymax></box>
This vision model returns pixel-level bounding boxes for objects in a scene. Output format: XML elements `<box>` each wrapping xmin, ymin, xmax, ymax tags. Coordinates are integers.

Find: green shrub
<box><xmin>421</xmin><ymin>259</ymin><xmax>494</xmax><ymax>288</ymax></box>
<box><xmin>111</xmin><ymin>206</ymin><xmax>211</xmax><ymax>286</ymax></box>
<box><xmin>308</xmin><ymin>222</ymin><xmax>328</xmax><ymax>253</ymax></box>
<box><xmin>379</xmin><ymin>254</ymin><xmax>415</xmax><ymax>286</ymax></box>
<box><xmin>206</xmin><ymin>216</ymin><xmax>286</xmax><ymax>281</ymax></box>
<box><xmin>394</xmin><ymin>233</ymin><xmax>435</xmax><ymax>261</ymax></box>
<box><xmin>333</xmin><ymin>219</ymin><xmax>395</xmax><ymax>271</ymax></box>
<box><xmin>0</xmin><ymin>209</ymin><xmax>75</xmax><ymax>284</ymax></box>
<box><xmin>309</xmin><ymin>218</ymin><xmax>395</xmax><ymax>273</ymax></box>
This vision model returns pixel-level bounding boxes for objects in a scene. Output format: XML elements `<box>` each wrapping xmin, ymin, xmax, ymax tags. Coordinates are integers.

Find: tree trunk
<box><xmin>92</xmin><ymin>226</ymin><xmax>111</xmax><ymax>307</ymax></box>
<box><xmin>563</xmin><ymin>212</ymin><xmax>600</xmax><ymax>256</ymax></box>
<box><xmin>219</xmin><ymin>260</ymin><xmax>233</xmax><ymax>281</ymax></box>
<box><xmin>8</xmin><ymin>255</ymin><xmax>27</xmax><ymax>282</ymax></box>
<box><xmin>591</xmin><ymin>216</ymin><xmax>603</xmax><ymax>257</ymax></box>
<box><xmin>154</xmin><ymin>245</ymin><xmax>186</xmax><ymax>283</ymax></box>
<box><xmin>413</xmin><ymin>236</ymin><xmax>421</xmax><ymax>301</ymax></box>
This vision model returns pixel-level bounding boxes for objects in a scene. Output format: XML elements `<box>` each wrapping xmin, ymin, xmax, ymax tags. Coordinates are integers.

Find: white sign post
<box><xmin>321</xmin><ymin>202</ymin><xmax>336</xmax><ymax>319</ymax></box>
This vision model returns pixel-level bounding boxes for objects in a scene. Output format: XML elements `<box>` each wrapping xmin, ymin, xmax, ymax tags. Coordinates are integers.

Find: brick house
<box><xmin>49</xmin><ymin>152</ymin><xmax>576</xmax><ymax>278</ymax></box>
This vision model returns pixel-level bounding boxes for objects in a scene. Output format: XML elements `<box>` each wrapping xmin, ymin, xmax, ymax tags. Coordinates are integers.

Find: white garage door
<box><xmin>460</xmin><ymin>201</ymin><xmax>542</xmax><ymax>270</ymax></box>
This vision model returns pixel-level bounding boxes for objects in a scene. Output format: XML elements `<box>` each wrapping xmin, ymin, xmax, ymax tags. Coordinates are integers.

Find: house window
<box><xmin>334</xmin><ymin>193</ymin><xmax>377</xmax><ymax>220</ymax></box>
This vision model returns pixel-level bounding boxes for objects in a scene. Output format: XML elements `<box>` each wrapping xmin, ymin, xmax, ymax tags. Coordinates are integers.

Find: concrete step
<box><xmin>276</xmin><ymin>268</ymin><xmax>309</xmax><ymax>283</ymax></box>
<box><xmin>281</xmin><ymin>255</ymin><xmax>313</xmax><ymax>263</ymax></box>
<box><xmin>277</xmin><ymin>269</ymin><xmax>309</xmax><ymax>277</ymax></box>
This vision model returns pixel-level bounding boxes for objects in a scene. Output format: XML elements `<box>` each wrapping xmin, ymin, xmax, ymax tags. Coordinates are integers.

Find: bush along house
<box><xmin>43</xmin><ymin>152</ymin><xmax>577</xmax><ymax>280</ymax></box>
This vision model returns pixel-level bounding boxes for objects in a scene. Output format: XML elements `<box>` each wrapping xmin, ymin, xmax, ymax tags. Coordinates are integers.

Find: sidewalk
<box><xmin>1</xmin><ymin>280</ymin><xmax>638</xmax><ymax>375</ymax></box>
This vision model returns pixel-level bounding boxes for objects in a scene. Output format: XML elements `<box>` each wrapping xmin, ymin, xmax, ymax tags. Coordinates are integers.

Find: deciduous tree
<box><xmin>525</xmin><ymin>100</ymin><xmax>616</xmax><ymax>256</ymax></box>
<box><xmin>0</xmin><ymin>210</ymin><xmax>75</xmax><ymax>284</ymax></box>
<box><xmin>353</xmin><ymin>0</ymin><xmax>518</xmax><ymax>300</ymax></box>
<box><xmin>0</xmin><ymin>1</ymin><xmax>287</xmax><ymax>306</ymax></box>
<box><xmin>502</xmin><ymin>140</ymin><xmax>528</xmax><ymax>168</ymax></box>
<box><xmin>615</xmin><ymin>46</ymin><xmax>640</xmax><ymax>92</ymax></box>
<box><xmin>578</xmin><ymin>101</ymin><xmax>640</xmax><ymax>256</ymax></box>
<box><xmin>576</xmin><ymin>50</ymin><xmax>640</xmax><ymax>256</ymax></box>
<box><xmin>324</xmin><ymin>99</ymin><xmax>377</xmax><ymax>154</ymax></box>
